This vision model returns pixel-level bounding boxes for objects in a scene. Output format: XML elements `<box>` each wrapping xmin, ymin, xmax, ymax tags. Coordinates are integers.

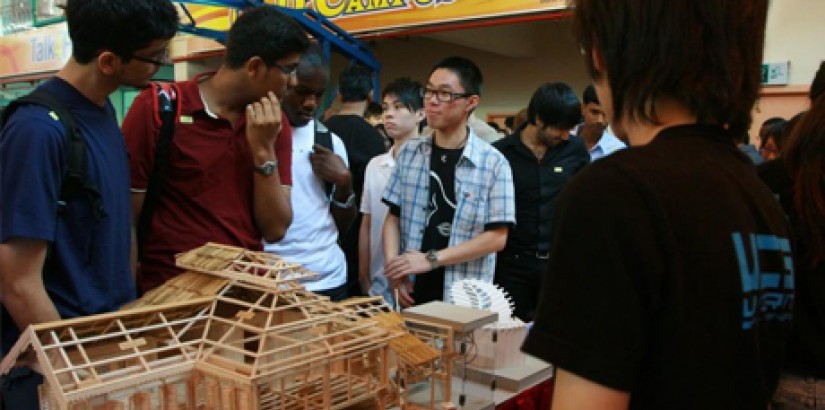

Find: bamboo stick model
<box><xmin>2</xmin><ymin>243</ymin><xmax>467</xmax><ymax>410</ymax></box>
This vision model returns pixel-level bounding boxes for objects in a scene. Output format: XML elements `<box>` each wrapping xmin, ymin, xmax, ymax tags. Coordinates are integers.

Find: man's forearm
<box><xmin>330</xmin><ymin>180</ymin><xmax>356</xmax><ymax>234</ymax></box>
<box><xmin>434</xmin><ymin>227</ymin><xmax>508</xmax><ymax>267</ymax></box>
<box><xmin>551</xmin><ymin>368</ymin><xmax>630</xmax><ymax>410</ymax></box>
<box><xmin>3</xmin><ymin>281</ymin><xmax>61</xmax><ymax>334</ymax></box>
<box><xmin>0</xmin><ymin>240</ymin><xmax>61</xmax><ymax>341</ymax></box>
<box><xmin>383</xmin><ymin>213</ymin><xmax>401</xmax><ymax>262</ymax></box>
<box><xmin>358</xmin><ymin>214</ymin><xmax>372</xmax><ymax>293</ymax></box>
<box><xmin>253</xmin><ymin>171</ymin><xmax>293</xmax><ymax>243</ymax></box>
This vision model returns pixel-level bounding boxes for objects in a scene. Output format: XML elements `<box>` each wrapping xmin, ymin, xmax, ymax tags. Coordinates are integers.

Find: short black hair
<box><xmin>382</xmin><ymin>77</ymin><xmax>424</xmax><ymax>112</ymax></box>
<box><xmin>762</xmin><ymin>117</ymin><xmax>786</xmax><ymax>128</ymax></box>
<box><xmin>430</xmin><ymin>56</ymin><xmax>483</xmax><ymax>96</ymax></box>
<box><xmin>225</xmin><ymin>6</ymin><xmax>309</xmax><ymax>69</ymax></box>
<box><xmin>504</xmin><ymin>116</ymin><xmax>515</xmax><ymax>130</ymax></box>
<box><xmin>365</xmin><ymin>102</ymin><xmax>382</xmax><ymax>118</ymax></box>
<box><xmin>338</xmin><ymin>65</ymin><xmax>372</xmax><ymax>103</ymax></box>
<box><xmin>527</xmin><ymin>83</ymin><xmax>582</xmax><ymax>130</ymax></box>
<box><xmin>65</xmin><ymin>0</ymin><xmax>178</xmax><ymax>64</ymax></box>
<box><xmin>760</xmin><ymin>115</ymin><xmax>801</xmax><ymax>154</ymax></box>
<box><xmin>582</xmin><ymin>84</ymin><xmax>600</xmax><ymax>105</ymax></box>
<box><xmin>573</xmin><ymin>0</ymin><xmax>768</xmax><ymax>137</ymax></box>
<box><xmin>295</xmin><ymin>45</ymin><xmax>329</xmax><ymax>79</ymax></box>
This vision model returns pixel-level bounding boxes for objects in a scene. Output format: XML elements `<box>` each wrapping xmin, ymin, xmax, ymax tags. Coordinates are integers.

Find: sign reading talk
<box><xmin>192</xmin><ymin>0</ymin><xmax>568</xmax><ymax>34</ymax></box>
<box><xmin>0</xmin><ymin>23</ymin><xmax>72</xmax><ymax>79</ymax></box>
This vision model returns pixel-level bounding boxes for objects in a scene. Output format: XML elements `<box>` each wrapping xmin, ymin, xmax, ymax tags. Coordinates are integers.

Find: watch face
<box><xmin>257</xmin><ymin>161</ymin><xmax>277</xmax><ymax>175</ymax></box>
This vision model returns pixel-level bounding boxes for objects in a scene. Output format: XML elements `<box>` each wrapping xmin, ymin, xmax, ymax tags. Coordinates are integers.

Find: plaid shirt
<box><xmin>383</xmin><ymin>130</ymin><xmax>516</xmax><ymax>300</ymax></box>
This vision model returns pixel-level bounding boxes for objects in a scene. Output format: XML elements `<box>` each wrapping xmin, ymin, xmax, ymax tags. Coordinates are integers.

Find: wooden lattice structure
<box><xmin>0</xmin><ymin>243</ymin><xmax>458</xmax><ymax>410</ymax></box>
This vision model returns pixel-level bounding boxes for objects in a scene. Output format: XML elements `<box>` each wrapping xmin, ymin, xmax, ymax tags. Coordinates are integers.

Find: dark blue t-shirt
<box><xmin>0</xmin><ymin>77</ymin><xmax>134</xmax><ymax>354</ymax></box>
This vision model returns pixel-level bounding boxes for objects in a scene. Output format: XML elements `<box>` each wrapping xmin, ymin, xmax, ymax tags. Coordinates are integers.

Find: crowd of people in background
<box><xmin>0</xmin><ymin>0</ymin><xmax>823</xmax><ymax>409</ymax></box>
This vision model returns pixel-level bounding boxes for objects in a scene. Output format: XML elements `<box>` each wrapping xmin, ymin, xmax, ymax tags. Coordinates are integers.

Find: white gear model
<box><xmin>449</xmin><ymin>279</ymin><xmax>527</xmax><ymax>369</ymax></box>
<box><xmin>449</xmin><ymin>279</ymin><xmax>521</xmax><ymax>328</ymax></box>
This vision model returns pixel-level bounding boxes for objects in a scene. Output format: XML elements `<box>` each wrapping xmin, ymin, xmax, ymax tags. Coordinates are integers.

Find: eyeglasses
<box><xmin>129</xmin><ymin>48</ymin><xmax>171</xmax><ymax>67</ymax></box>
<box><xmin>273</xmin><ymin>63</ymin><xmax>298</xmax><ymax>76</ymax></box>
<box><xmin>420</xmin><ymin>87</ymin><xmax>473</xmax><ymax>102</ymax></box>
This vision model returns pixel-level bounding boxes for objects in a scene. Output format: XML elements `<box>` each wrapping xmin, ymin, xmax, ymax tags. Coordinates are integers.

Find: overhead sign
<box><xmin>0</xmin><ymin>23</ymin><xmax>72</xmax><ymax>80</ymax></box>
<box><xmin>762</xmin><ymin>61</ymin><xmax>790</xmax><ymax>86</ymax></box>
<box><xmin>188</xmin><ymin>0</ymin><xmax>568</xmax><ymax>34</ymax></box>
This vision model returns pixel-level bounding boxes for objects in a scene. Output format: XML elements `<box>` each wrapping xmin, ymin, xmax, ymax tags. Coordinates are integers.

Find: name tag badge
<box><xmin>554</xmin><ymin>166</ymin><xmax>563</xmax><ymax>173</ymax></box>
<box><xmin>179</xmin><ymin>115</ymin><xmax>194</xmax><ymax>124</ymax></box>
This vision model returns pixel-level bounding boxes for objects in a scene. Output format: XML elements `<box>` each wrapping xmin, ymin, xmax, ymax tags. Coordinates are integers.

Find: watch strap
<box><xmin>331</xmin><ymin>192</ymin><xmax>356</xmax><ymax>209</ymax></box>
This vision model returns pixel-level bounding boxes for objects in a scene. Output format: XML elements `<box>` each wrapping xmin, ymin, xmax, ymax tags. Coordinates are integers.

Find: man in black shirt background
<box><xmin>493</xmin><ymin>83</ymin><xmax>589</xmax><ymax>321</ymax></box>
<box><xmin>325</xmin><ymin>65</ymin><xmax>387</xmax><ymax>297</ymax></box>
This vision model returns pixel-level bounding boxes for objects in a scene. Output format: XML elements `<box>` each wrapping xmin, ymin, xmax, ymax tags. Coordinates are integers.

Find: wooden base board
<box><xmin>402</xmin><ymin>302</ymin><xmax>497</xmax><ymax>335</ymax></box>
<box><xmin>455</xmin><ymin>356</ymin><xmax>553</xmax><ymax>392</ymax></box>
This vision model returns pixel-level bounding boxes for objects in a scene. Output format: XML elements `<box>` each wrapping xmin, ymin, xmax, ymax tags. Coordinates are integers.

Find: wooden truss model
<box><xmin>0</xmin><ymin>243</ymin><xmax>456</xmax><ymax>410</ymax></box>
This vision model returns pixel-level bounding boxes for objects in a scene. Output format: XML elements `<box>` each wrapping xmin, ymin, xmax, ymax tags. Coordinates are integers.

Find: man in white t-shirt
<box><xmin>358</xmin><ymin>77</ymin><xmax>425</xmax><ymax>305</ymax></box>
<box><xmin>265</xmin><ymin>50</ymin><xmax>356</xmax><ymax>301</ymax></box>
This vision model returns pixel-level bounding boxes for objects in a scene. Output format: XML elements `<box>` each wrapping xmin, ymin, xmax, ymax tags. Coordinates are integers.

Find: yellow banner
<box><xmin>187</xmin><ymin>0</ymin><xmax>568</xmax><ymax>34</ymax></box>
<box><xmin>0</xmin><ymin>23</ymin><xmax>71</xmax><ymax>79</ymax></box>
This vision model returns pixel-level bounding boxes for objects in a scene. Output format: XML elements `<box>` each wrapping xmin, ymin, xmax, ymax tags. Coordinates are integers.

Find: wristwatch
<box><xmin>426</xmin><ymin>249</ymin><xmax>439</xmax><ymax>270</ymax></box>
<box><xmin>331</xmin><ymin>192</ymin><xmax>356</xmax><ymax>209</ymax></box>
<box><xmin>254</xmin><ymin>160</ymin><xmax>278</xmax><ymax>176</ymax></box>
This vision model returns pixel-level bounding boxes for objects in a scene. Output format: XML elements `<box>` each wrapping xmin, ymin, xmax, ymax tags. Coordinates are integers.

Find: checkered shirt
<box><xmin>382</xmin><ymin>130</ymin><xmax>516</xmax><ymax>300</ymax></box>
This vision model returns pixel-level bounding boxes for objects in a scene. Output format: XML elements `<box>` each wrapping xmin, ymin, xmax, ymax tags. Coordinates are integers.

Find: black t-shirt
<box><xmin>415</xmin><ymin>144</ymin><xmax>463</xmax><ymax>304</ymax></box>
<box><xmin>758</xmin><ymin>158</ymin><xmax>825</xmax><ymax>378</ymax></box>
<box><xmin>523</xmin><ymin>125</ymin><xmax>794</xmax><ymax>409</ymax></box>
<box><xmin>323</xmin><ymin>114</ymin><xmax>386</xmax><ymax>203</ymax></box>
<box><xmin>323</xmin><ymin>114</ymin><xmax>386</xmax><ymax>292</ymax></box>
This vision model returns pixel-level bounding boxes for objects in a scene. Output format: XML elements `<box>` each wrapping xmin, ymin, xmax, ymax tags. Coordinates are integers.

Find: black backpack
<box><xmin>1</xmin><ymin>89</ymin><xmax>106</xmax><ymax>222</ymax></box>
<box><xmin>1</xmin><ymin>84</ymin><xmax>178</xmax><ymax>260</ymax></box>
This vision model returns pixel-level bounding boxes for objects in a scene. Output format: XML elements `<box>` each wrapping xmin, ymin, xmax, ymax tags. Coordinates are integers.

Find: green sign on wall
<box><xmin>762</xmin><ymin>62</ymin><xmax>790</xmax><ymax>85</ymax></box>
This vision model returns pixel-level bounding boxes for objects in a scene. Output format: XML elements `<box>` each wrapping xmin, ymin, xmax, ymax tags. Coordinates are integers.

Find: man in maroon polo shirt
<box><xmin>123</xmin><ymin>6</ymin><xmax>309</xmax><ymax>293</ymax></box>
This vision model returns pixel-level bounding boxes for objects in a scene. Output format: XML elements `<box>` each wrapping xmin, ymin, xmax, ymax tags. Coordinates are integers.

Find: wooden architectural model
<box><xmin>0</xmin><ymin>243</ymin><xmax>457</xmax><ymax>410</ymax></box>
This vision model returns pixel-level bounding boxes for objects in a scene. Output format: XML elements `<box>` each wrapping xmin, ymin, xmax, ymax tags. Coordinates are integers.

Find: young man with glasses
<box><xmin>492</xmin><ymin>83</ymin><xmax>589</xmax><ymax>322</ymax></box>
<box><xmin>382</xmin><ymin>56</ymin><xmax>515</xmax><ymax>307</ymax></box>
<box><xmin>123</xmin><ymin>6</ymin><xmax>309</xmax><ymax>294</ymax></box>
<box><xmin>0</xmin><ymin>0</ymin><xmax>178</xmax><ymax>407</ymax></box>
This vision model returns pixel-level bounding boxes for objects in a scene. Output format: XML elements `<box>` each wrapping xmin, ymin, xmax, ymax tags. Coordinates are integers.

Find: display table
<box><xmin>495</xmin><ymin>377</ymin><xmax>554</xmax><ymax>410</ymax></box>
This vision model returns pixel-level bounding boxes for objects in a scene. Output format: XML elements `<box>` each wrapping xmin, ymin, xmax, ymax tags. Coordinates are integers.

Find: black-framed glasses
<box><xmin>129</xmin><ymin>48</ymin><xmax>171</xmax><ymax>66</ymax></box>
<box><xmin>273</xmin><ymin>63</ymin><xmax>298</xmax><ymax>76</ymax></box>
<box><xmin>420</xmin><ymin>87</ymin><xmax>473</xmax><ymax>102</ymax></box>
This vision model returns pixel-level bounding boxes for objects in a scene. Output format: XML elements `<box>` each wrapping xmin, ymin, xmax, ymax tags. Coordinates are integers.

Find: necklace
<box><xmin>436</xmin><ymin>128</ymin><xmax>469</xmax><ymax>163</ymax></box>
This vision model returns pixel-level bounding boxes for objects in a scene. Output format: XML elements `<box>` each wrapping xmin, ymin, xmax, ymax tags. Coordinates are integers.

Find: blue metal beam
<box><xmin>172</xmin><ymin>0</ymin><xmax>381</xmax><ymax>73</ymax></box>
<box><xmin>170</xmin><ymin>1</ymin><xmax>381</xmax><ymax>99</ymax></box>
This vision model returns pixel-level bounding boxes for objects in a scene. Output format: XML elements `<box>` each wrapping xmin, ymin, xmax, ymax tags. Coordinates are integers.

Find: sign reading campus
<box><xmin>261</xmin><ymin>0</ymin><xmax>567</xmax><ymax>34</ymax></box>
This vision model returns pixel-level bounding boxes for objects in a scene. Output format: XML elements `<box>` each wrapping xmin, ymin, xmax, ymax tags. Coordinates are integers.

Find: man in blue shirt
<box><xmin>574</xmin><ymin>85</ymin><xmax>626</xmax><ymax>161</ymax></box>
<box><xmin>0</xmin><ymin>0</ymin><xmax>178</xmax><ymax>407</ymax></box>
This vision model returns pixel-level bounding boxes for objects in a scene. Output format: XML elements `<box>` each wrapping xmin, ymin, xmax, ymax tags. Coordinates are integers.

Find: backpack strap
<box><xmin>315</xmin><ymin>121</ymin><xmax>334</xmax><ymax>198</ymax></box>
<box><xmin>3</xmin><ymin>89</ymin><xmax>106</xmax><ymax>221</ymax></box>
<box><xmin>137</xmin><ymin>83</ymin><xmax>179</xmax><ymax>258</ymax></box>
